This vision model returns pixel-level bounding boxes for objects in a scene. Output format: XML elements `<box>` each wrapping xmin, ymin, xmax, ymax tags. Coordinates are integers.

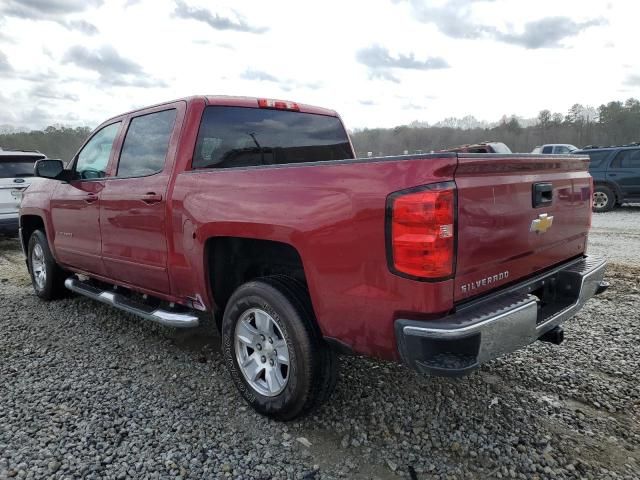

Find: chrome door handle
<box><xmin>141</xmin><ymin>192</ymin><xmax>162</xmax><ymax>204</ymax></box>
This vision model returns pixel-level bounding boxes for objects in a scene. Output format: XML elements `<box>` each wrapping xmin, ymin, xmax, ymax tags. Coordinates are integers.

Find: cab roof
<box><xmin>102</xmin><ymin>95</ymin><xmax>339</xmax><ymax>125</ymax></box>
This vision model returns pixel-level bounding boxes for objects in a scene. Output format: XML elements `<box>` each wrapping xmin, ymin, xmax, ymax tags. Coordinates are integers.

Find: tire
<box><xmin>27</xmin><ymin>229</ymin><xmax>68</xmax><ymax>300</ymax></box>
<box><xmin>222</xmin><ymin>276</ymin><xmax>338</xmax><ymax>420</ymax></box>
<box><xmin>592</xmin><ymin>185</ymin><xmax>615</xmax><ymax>213</ymax></box>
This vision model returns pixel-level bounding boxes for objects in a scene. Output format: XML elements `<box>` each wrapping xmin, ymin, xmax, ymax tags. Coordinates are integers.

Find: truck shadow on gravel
<box><xmin>69</xmin><ymin>272</ymin><xmax>638</xmax><ymax>479</ymax></box>
<box><xmin>1</xmin><ymin>240</ymin><xmax>638</xmax><ymax>479</ymax></box>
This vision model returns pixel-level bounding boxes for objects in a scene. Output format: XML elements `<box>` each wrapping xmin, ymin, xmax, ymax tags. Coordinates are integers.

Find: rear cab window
<box><xmin>192</xmin><ymin>106</ymin><xmax>353</xmax><ymax>169</ymax></box>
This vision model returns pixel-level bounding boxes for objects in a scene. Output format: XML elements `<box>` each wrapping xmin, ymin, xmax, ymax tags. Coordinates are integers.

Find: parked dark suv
<box><xmin>572</xmin><ymin>144</ymin><xmax>640</xmax><ymax>212</ymax></box>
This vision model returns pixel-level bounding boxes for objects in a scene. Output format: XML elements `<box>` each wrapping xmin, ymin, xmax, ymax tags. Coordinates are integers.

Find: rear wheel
<box><xmin>592</xmin><ymin>185</ymin><xmax>615</xmax><ymax>213</ymax></box>
<box><xmin>222</xmin><ymin>276</ymin><xmax>338</xmax><ymax>420</ymax></box>
<box><xmin>27</xmin><ymin>230</ymin><xmax>68</xmax><ymax>300</ymax></box>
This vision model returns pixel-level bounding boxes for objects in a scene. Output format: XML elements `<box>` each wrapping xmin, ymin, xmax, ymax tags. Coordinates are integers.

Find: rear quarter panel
<box><xmin>19</xmin><ymin>180</ymin><xmax>57</xmax><ymax>253</ymax></box>
<box><xmin>170</xmin><ymin>156</ymin><xmax>457</xmax><ymax>360</ymax></box>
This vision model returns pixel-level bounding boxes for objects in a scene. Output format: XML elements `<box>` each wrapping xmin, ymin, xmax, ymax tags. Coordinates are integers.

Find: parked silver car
<box><xmin>0</xmin><ymin>149</ymin><xmax>46</xmax><ymax>233</ymax></box>
<box><xmin>532</xmin><ymin>144</ymin><xmax>578</xmax><ymax>154</ymax></box>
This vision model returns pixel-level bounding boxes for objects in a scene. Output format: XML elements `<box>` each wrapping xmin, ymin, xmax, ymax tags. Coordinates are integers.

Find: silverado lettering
<box><xmin>19</xmin><ymin>95</ymin><xmax>607</xmax><ymax>419</ymax></box>
<box><xmin>461</xmin><ymin>271</ymin><xmax>510</xmax><ymax>294</ymax></box>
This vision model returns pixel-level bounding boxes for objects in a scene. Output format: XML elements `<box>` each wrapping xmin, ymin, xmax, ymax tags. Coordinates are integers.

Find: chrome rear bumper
<box><xmin>395</xmin><ymin>256</ymin><xmax>607</xmax><ymax>376</ymax></box>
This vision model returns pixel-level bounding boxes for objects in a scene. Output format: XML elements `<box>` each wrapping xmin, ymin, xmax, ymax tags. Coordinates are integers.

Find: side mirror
<box><xmin>34</xmin><ymin>159</ymin><xmax>65</xmax><ymax>179</ymax></box>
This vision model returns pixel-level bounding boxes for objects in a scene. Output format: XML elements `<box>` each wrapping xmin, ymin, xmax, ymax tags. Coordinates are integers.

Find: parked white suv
<box><xmin>0</xmin><ymin>149</ymin><xmax>46</xmax><ymax>233</ymax></box>
<box><xmin>532</xmin><ymin>144</ymin><xmax>578</xmax><ymax>154</ymax></box>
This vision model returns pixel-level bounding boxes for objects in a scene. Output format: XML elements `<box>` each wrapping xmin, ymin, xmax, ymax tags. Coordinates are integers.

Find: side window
<box><xmin>587</xmin><ymin>151</ymin><xmax>610</xmax><ymax>168</ymax></box>
<box><xmin>611</xmin><ymin>149</ymin><xmax>640</xmax><ymax>169</ymax></box>
<box><xmin>75</xmin><ymin>122</ymin><xmax>121</xmax><ymax>179</ymax></box>
<box><xmin>117</xmin><ymin>109</ymin><xmax>177</xmax><ymax>178</ymax></box>
<box><xmin>555</xmin><ymin>146</ymin><xmax>570</xmax><ymax>154</ymax></box>
<box><xmin>542</xmin><ymin>146</ymin><xmax>553</xmax><ymax>154</ymax></box>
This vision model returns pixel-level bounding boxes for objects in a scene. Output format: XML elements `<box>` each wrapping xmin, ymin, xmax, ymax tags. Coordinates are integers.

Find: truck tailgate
<box><xmin>453</xmin><ymin>154</ymin><xmax>592</xmax><ymax>302</ymax></box>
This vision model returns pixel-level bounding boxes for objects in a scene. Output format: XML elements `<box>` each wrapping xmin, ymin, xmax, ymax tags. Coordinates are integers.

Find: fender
<box><xmin>19</xmin><ymin>180</ymin><xmax>58</xmax><ymax>261</ymax></box>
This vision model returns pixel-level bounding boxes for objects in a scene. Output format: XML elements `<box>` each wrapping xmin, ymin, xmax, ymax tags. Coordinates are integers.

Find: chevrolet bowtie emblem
<box><xmin>530</xmin><ymin>213</ymin><xmax>554</xmax><ymax>234</ymax></box>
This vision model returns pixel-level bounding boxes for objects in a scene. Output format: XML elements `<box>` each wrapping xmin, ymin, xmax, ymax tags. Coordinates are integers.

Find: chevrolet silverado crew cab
<box><xmin>20</xmin><ymin>96</ymin><xmax>607</xmax><ymax>419</ymax></box>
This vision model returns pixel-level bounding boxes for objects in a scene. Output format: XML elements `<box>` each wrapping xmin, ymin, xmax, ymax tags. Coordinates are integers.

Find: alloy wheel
<box><xmin>31</xmin><ymin>243</ymin><xmax>47</xmax><ymax>290</ymax></box>
<box><xmin>234</xmin><ymin>308</ymin><xmax>290</xmax><ymax>397</ymax></box>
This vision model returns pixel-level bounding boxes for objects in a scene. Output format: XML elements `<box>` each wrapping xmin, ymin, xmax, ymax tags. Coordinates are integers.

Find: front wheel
<box><xmin>592</xmin><ymin>185</ymin><xmax>615</xmax><ymax>212</ymax></box>
<box><xmin>27</xmin><ymin>230</ymin><xmax>68</xmax><ymax>300</ymax></box>
<box><xmin>222</xmin><ymin>276</ymin><xmax>338</xmax><ymax>420</ymax></box>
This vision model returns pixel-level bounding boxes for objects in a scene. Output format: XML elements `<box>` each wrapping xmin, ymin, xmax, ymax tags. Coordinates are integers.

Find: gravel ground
<box><xmin>588</xmin><ymin>204</ymin><xmax>640</xmax><ymax>267</ymax></box>
<box><xmin>1</xmin><ymin>208</ymin><xmax>639</xmax><ymax>480</ymax></box>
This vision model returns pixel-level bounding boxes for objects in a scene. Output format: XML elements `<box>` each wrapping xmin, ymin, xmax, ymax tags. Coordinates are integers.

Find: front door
<box><xmin>607</xmin><ymin>148</ymin><xmax>640</xmax><ymax>198</ymax></box>
<box><xmin>50</xmin><ymin>122</ymin><xmax>122</xmax><ymax>274</ymax></box>
<box><xmin>99</xmin><ymin>107</ymin><xmax>179</xmax><ymax>294</ymax></box>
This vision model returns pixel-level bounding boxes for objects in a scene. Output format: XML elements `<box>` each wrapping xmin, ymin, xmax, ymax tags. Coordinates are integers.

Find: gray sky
<box><xmin>0</xmin><ymin>0</ymin><xmax>637</xmax><ymax>131</ymax></box>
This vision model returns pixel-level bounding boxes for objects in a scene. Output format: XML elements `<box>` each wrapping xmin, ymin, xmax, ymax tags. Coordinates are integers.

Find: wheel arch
<box><xmin>204</xmin><ymin>236</ymin><xmax>314</xmax><ymax>327</ymax></box>
<box><xmin>593</xmin><ymin>180</ymin><xmax>622</xmax><ymax>202</ymax></box>
<box><xmin>20</xmin><ymin>215</ymin><xmax>47</xmax><ymax>254</ymax></box>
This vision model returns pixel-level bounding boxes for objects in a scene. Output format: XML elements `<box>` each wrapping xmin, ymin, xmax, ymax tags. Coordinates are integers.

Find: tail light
<box><xmin>258</xmin><ymin>98</ymin><xmax>300</xmax><ymax>111</ymax></box>
<box><xmin>386</xmin><ymin>182</ymin><xmax>456</xmax><ymax>280</ymax></box>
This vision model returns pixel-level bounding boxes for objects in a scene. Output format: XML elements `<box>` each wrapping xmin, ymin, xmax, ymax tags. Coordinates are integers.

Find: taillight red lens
<box><xmin>387</xmin><ymin>183</ymin><xmax>455</xmax><ymax>279</ymax></box>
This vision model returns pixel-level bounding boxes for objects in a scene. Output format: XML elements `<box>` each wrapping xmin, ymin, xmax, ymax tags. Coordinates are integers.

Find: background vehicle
<box><xmin>0</xmin><ymin>149</ymin><xmax>46</xmax><ymax>233</ymax></box>
<box><xmin>572</xmin><ymin>143</ymin><xmax>640</xmax><ymax>212</ymax></box>
<box><xmin>443</xmin><ymin>141</ymin><xmax>511</xmax><ymax>153</ymax></box>
<box><xmin>532</xmin><ymin>144</ymin><xmax>578</xmax><ymax>154</ymax></box>
<box><xmin>19</xmin><ymin>96</ymin><xmax>606</xmax><ymax>419</ymax></box>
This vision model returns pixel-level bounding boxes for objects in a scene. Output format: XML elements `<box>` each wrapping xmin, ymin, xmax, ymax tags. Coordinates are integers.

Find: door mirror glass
<box><xmin>34</xmin><ymin>159</ymin><xmax>64</xmax><ymax>179</ymax></box>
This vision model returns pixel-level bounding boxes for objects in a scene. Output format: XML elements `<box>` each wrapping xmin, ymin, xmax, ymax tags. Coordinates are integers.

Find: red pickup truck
<box><xmin>20</xmin><ymin>96</ymin><xmax>607</xmax><ymax>419</ymax></box>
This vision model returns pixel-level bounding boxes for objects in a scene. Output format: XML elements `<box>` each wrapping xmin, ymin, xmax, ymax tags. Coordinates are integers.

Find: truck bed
<box><xmin>170</xmin><ymin>152</ymin><xmax>592</xmax><ymax>360</ymax></box>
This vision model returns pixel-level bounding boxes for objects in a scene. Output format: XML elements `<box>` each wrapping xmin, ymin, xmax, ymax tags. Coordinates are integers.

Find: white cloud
<box><xmin>0</xmin><ymin>0</ymin><xmax>637</xmax><ymax>130</ymax></box>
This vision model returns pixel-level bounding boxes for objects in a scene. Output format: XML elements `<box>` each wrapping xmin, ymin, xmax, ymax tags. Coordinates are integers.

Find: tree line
<box><xmin>0</xmin><ymin>98</ymin><xmax>639</xmax><ymax>160</ymax></box>
<box><xmin>350</xmin><ymin>98</ymin><xmax>640</xmax><ymax>156</ymax></box>
<box><xmin>0</xmin><ymin>126</ymin><xmax>92</xmax><ymax>161</ymax></box>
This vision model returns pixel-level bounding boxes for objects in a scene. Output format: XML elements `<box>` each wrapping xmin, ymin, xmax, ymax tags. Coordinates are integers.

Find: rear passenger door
<box><xmin>99</xmin><ymin>104</ymin><xmax>183</xmax><ymax>294</ymax></box>
<box><xmin>607</xmin><ymin>149</ymin><xmax>640</xmax><ymax>199</ymax></box>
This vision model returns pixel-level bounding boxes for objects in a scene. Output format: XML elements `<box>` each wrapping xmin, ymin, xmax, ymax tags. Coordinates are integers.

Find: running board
<box><xmin>64</xmin><ymin>277</ymin><xmax>200</xmax><ymax>328</ymax></box>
